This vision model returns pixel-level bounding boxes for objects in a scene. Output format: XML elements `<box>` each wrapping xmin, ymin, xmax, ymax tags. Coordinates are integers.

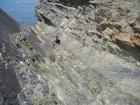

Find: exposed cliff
<box><xmin>33</xmin><ymin>0</ymin><xmax>140</xmax><ymax>105</ymax></box>
<box><xmin>0</xmin><ymin>9</ymin><xmax>21</xmax><ymax>105</ymax></box>
<box><xmin>36</xmin><ymin>0</ymin><xmax>140</xmax><ymax>60</ymax></box>
<box><xmin>0</xmin><ymin>9</ymin><xmax>50</xmax><ymax>105</ymax></box>
<box><xmin>0</xmin><ymin>0</ymin><xmax>140</xmax><ymax>105</ymax></box>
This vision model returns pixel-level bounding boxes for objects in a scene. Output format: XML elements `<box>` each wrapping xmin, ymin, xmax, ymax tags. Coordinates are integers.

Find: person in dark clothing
<box><xmin>55</xmin><ymin>36</ymin><xmax>61</xmax><ymax>45</ymax></box>
<box><xmin>53</xmin><ymin>36</ymin><xmax>61</xmax><ymax>47</ymax></box>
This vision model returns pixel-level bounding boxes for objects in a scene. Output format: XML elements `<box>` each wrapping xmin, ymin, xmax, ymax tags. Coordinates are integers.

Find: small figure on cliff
<box><xmin>55</xmin><ymin>36</ymin><xmax>61</xmax><ymax>44</ymax></box>
<box><xmin>53</xmin><ymin>36</ymin><xmax>61</xmax><ymax>47</ymax></box>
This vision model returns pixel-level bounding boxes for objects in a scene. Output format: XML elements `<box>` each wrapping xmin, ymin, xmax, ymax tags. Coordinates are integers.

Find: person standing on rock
<box><xmin>53</xmin><ymin>36</ymin><xmax>61</xmax><ymax>47</ymax></box>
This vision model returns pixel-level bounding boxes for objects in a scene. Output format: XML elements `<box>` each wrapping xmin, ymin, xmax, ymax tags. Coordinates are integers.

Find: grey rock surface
<box><xmin>0</xmin><ymin>0</ymin><xmax>140</xmax><ymax>105</ymax></box>
<box><xmin>33</xmin><ymin>0</ymin><xmax>140</xmax><ymax>105</ymax></box>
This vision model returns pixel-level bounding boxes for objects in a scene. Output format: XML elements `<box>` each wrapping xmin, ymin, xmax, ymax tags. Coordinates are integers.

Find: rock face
<box><xmin>0</xmin><ymin>0</ymin><xmax>140</xmax><ymax>105</ymax></box>
<box><xmin>36</xmin><ymin>0</ymin><xmax>140</xmax><ymax>60</ymax></box>
<box><xmin>0</xmin><ymin>9</ymin><xmax>20</xmax><ymax>42</ymax></box>
<box><xmin>33</xmin><ymin>0</ymin><xmax>140</xmax><ymax>105</ymax></box>
<box><xmin>0</xmin><ymin>9</ymin><xmax>21</xmax><ymax>105</ymax></box>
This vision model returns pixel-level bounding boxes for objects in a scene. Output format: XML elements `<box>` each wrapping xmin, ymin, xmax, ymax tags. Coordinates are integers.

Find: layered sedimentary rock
<box><xmin>0</xmin><ymin>0</ymin><xmax>140</xmax><ymax>105</ymax></box>
<box><xmin>36</xmin><ymin>0</ymin><xmax>140</xmax><ymax>60</ymax></box>
<box><xmin>32</xmin><ymin>0</ymin><xmax>140</xmax><ymax>105</ymax></box>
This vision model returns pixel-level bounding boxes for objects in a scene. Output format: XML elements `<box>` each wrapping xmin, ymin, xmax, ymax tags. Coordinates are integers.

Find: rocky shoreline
<box><xmin>0</xmin><ymin>0</ymin><xmax>140</xmax><ymax>105</ymax></box>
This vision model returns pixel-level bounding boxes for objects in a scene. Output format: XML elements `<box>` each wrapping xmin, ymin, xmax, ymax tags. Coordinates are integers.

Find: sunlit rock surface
<box><xmin>34</xmin><ymin>0</ymin><xmax>140</xmax><ymax>105</ymax></box>
<box><xmin>0</xmin><ymin>0</ymin><xmax>140</xmax><ymax>105</ymax></box>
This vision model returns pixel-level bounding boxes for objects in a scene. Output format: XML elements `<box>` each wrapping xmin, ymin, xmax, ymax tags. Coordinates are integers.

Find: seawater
<box><xmin>0</xmin><ymin>0</ymin><xmax>37</xmax><ymax>25</ymax></box>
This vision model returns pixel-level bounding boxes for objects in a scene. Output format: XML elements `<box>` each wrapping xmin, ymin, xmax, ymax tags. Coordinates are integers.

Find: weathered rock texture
<box><xmin>36</xmin><ymin>0</ymin><xmax>140</xmax><ymax>60</ymax></box>
<box><xmin>0</xmin><ymin>9</ymin><xmax>21</xmax><ymax>105</ymax></box>
<box><xmin>0</xmin><ymin>0</ymin><xmax>140</xmax><ymax>105</ymax></box>
<box><xmin>33</xmin><ymin>0</ymin><xmax>140</xmax><ymax>105</ymax></box>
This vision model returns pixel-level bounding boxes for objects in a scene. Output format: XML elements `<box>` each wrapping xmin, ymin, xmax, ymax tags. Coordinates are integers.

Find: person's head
<box><xmin>56</xmin><ymin>36</ymin><xmax>58</xmax><ymax>39</ymax></box>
